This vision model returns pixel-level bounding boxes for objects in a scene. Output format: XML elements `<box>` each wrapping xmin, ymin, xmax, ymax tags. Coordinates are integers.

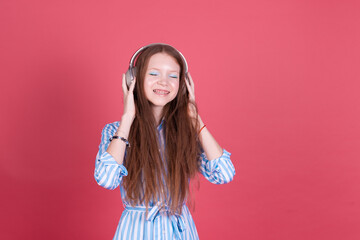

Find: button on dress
<box><xmin>94</xmin><ymin>121</ymin><xmax>235</xmax><ymax>240</ymax></box>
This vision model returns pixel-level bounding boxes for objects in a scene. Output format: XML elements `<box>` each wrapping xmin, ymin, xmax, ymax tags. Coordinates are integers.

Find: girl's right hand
<box><xmin>121</xmin><ymin>73</ymin><xmax>136</xmax><ymax>122</ymax></box>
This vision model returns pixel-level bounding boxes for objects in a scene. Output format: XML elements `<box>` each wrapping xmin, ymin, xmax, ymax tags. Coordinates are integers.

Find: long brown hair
<box><xmin>123</xmin><ymin>44</ymin><xmax>200</xmax><ymax>214</ymax></box>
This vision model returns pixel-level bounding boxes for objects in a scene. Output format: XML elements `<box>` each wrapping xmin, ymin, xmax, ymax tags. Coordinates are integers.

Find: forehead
<box><xmin>147</xmin><ymin>53</ymin><xmax>180</xmax><ymax>72</ymax></box>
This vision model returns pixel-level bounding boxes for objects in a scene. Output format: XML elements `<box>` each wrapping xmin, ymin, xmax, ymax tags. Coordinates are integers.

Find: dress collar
<box><xmin>157</xmin><ymin>118</ymin><xmax>165</xmax><ymax>131</ymax></box>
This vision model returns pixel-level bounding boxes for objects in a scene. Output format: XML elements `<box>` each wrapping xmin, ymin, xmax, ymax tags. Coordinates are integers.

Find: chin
<box><xmin>150</xmin><ymin>96</ymin><xmax>176</xmax><ymax>106</ymax></box>
<box><xmin>151</xmin><ymin>101</ymin><xmax>169</xmax><ymax>108</ymax></box>
<box><xmin>150</xmin><ymin>98</ymin><xmax>176</xmax><ymax>108</ymax></box>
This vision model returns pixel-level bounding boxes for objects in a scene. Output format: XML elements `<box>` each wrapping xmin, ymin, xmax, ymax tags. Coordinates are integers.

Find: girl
<box><xmin>94</xmin><ymin>43</ymin><xmax>235</xmax><ymax>239</ymax></box>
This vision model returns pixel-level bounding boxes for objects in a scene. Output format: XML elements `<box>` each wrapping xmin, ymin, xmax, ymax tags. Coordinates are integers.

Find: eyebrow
<box><xmin>148</xmin><ymin>67</ymin><xmax>179</xmax><ymax>72</ymax></box>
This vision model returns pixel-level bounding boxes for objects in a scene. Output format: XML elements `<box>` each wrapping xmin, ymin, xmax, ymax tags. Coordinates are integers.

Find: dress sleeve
<box><xmin>94</xmin><ymin>122</ymin><xmax>128</xmax><ymax>190</ymax></box>
<box><xmin>198</xmin><ymin>149</ymin><xmax>235</xmax><ymax>184</ymax></box>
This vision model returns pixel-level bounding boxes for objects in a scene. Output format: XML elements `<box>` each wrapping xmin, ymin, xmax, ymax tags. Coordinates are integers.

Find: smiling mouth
<box><xmin>153</xmin><ymin>89</ymin><xmax>170</xmax><ymax>95</ymax></box>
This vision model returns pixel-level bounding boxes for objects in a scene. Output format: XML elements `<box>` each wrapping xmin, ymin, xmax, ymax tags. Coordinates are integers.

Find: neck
<box><xmin>152</xmin><ymin>106</ymin><xmax>163</xmax><ymax>125</ymax></box>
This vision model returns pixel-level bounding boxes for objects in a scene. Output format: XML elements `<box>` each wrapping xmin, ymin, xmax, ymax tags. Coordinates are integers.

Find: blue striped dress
<box><xmin>94</xmin><ymin>121</ymin><xmax>236</xmax><ymax>239</ymax></box>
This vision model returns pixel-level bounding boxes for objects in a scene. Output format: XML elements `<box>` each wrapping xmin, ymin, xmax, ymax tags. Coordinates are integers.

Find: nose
<box><xmin>157</xmin><ymin>74</ymin><xmax>168</xmax><ymax>86</ymax></box>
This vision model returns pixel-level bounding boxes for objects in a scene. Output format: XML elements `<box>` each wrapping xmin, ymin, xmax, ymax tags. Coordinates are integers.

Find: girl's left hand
<box><xmin>185</xmin><ymin>72</ymin><xmax>197</xmax><ymax>119</ymax></box>
<box><xmin>185</xmin><ymin>72</ymin><xmax>195</xmax><ymax>103</ymax></box>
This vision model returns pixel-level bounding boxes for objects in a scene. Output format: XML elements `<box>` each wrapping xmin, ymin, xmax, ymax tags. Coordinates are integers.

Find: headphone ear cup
<box><xmin>125</xmin><ymin>69</ymin><xmax>132</xmax><ymax>89</ymax></box>
<box><xmin>182</xmin><ymin>82</ymin><xmax>187</xmax><ymax>95</ymax></box>
<box><xmin>125</xmin><ymin>67</ymin><xmax>137</xmax><ymax>89</ymax></box>
<box><xmin>132</xmin><ymin>67</ymin><xmax>137</xmax><ymax>80</ymax></box>
<box><xmin>183</xmin><ymin>74</ymin><xmax>189</xmax><ymax>95</ymax></box>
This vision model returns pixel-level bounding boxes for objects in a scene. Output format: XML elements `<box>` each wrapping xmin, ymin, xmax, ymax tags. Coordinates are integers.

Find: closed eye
<box><xmin>149</xmin><ymin>72</ymin><xmax>159</xmax><ymax>76</ymax></box>
<box><xmin>169</xmin><ymin>74</ymin><xmax>178</xmax><ymax>79</ymax></box>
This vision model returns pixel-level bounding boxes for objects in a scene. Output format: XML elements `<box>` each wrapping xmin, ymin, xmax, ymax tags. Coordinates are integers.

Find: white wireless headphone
<box><xmin>125</xmin><ymin>43</ymin><xmax>189</xmax><ymax>88</ymax></box>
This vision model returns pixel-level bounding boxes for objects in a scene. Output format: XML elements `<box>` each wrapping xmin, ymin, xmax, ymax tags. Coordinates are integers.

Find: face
<box><xmin>144</xmin><ymin>52</ymin><xmax>180</xmax><ymax>112</ymax></box>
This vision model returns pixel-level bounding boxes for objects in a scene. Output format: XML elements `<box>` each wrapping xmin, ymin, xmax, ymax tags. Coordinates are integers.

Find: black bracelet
<box><xmin>109</xmin><ymin>136</ymin><xmax>131</xmax><ymax>147</ymax></box>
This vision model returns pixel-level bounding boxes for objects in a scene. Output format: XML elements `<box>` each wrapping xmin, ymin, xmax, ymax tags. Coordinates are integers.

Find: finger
<box><xmin>185</xmin><ymin>76</ymin><xmax>191</xmax><ymax>92</ymax></box>
<box><xmin>187</xmin><ymin>72</ymin><xmax>195</xmax><ymax>91</ymax></box>
<box><xmin>122</xmin><ymin>74</ymin><xmax>128</xmax><ymax>94</ymax></box>
<box><xmin>187</xmin><ymin>72</ymin><xmax>192</xmax><ymax>84</ymax></box>
<box><xmin>129</xmin><ymin>77</ymin><xmax>136</xmax><ymax>92</ymax></box>
<box><xmin>185</xmin><ymin>73</ymin><xmax>190</xmax><ymax>85</ymax></box>
<box><xmin>188</xmin><ymin>73</ymin><xmax>195</xmax><ymax>94</ymax></box>
<box><xmin>185</xmin><ymin>77</ymin><xmax>195</xmax><ymax>101</ymax></box>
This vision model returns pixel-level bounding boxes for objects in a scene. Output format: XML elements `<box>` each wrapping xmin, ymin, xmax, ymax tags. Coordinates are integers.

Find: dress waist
<box><xmin>124</xmin><ymin>203</ymin><xmax>186</xmax><ymax>240</ymax></box>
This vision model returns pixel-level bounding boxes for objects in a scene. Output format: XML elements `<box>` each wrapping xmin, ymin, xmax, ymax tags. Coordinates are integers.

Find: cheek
<box><xmin>144</xmin><ymin>78</ymin><xmax>153</xmax><ymax>90</ymax></box>
<box><xmin>143</xmin><ymin>78</ymin><xmax>153</xmax><ymax>98</ymax></box>
<box><xmin>171</xmin><ymin>81</ymin><xmax>180</xmax><ymax>94</ymax></box>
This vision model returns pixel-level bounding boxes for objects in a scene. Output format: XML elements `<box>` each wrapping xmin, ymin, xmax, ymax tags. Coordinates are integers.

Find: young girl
<box><xmin>94</xmin><ymin>43</ymin><xmax>235</xmax><ymax>239</ymax></box>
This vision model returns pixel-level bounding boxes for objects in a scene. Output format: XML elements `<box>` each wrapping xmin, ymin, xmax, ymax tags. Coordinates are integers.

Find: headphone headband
<box><xmin>127</xmin><ymin>43</ymin><xmax>188</xmax><ymax>83</ymax></box>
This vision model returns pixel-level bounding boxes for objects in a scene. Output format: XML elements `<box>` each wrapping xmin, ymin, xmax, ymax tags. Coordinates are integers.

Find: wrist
<box><xmin>121</xmin><ymin>113</ymin><xmax>135</xmax><ymax>123</ymax></box>
<box><xmin>198</xmin><ymin>124</ymin><xmax>207</xmax><ymax>135</ymax></box>
<box><xmin>197</xmin><ymin>115</ymin><xmax>204</xmax><ymax>127</ymax></box>
<box><xmin>116</xmin><ymin>114</ymin><xmax>134</xmax><ymax>137</ymax></box>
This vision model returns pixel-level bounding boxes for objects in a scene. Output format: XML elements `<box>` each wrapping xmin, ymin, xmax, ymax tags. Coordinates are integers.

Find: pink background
<box><xmin>1</xmin><ymin>0</ymin><xmax>360</xmax><ymax>239</ymax></box>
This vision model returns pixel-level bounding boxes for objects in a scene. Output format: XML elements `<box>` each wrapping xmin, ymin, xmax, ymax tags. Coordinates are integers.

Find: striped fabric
<box><xmin>94</xmin><ymin>121</ymin><xmax>236</xmax><ymax>239</ymax></box>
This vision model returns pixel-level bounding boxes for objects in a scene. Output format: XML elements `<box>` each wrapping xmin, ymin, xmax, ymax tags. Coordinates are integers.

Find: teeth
<box><xmin>153</xmin><ymin>89</ymin><xmax>169</xmax><ymax>94</ymax></box>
